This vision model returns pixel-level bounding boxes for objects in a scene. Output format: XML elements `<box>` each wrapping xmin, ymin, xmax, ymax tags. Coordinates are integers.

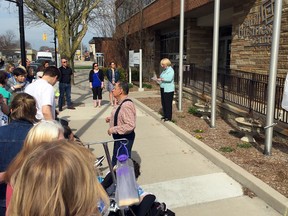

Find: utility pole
<box><xmin>6</xmin><ymin>0</ymin><xmax>26</xmax><ymax>67</ymax></box>
<box><xmin>53</xmin><ymin>7</ymin><xmax>57</xmax><ymax>67</ymax></box>
<box><xmin>178</xmin><ymin>0</ymin><xmax>184</xmax><ymax>112</ymax></box>
<box><xmin>18</xmin><ymin>0</ymin><xmax>26</xmax><ymax>67</ymax></box>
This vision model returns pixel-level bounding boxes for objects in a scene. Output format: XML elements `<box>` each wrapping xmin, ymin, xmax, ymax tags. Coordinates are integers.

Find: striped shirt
<box><xmin>109</xmin><ymin>97</ymin><xmax>136</xmax><ymax>135</ymax></box>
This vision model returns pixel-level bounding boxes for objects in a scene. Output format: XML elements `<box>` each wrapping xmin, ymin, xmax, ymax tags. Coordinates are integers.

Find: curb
<box><xmin>133</xmin><ymin>98</ymin><xmax>288</xmax><ymax>215</ymax></box>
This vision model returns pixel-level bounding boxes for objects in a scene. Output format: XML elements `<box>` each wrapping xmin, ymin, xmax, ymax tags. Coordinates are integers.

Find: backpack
<box><xmin>147</xmin><ymin>202</ymin><xmax>175</xmax><ymax>216</ymax></box>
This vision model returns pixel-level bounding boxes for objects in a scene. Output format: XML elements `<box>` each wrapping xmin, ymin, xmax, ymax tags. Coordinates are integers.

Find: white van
<box><xmin>36</xmin><ymin>51</ymin><xmax>53</xmax><ymax>60</ymax></box>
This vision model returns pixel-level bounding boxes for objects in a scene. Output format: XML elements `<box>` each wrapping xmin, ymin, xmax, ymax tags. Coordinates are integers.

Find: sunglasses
<box><xmin>94</xmin><ymin>65</ymin><xmax>98</xmax><ymax>67</ymax></box>
<box><xmin>62</xmin><ymin>61</ymin><xmax>67</xmax><ymax>63</ymax></box>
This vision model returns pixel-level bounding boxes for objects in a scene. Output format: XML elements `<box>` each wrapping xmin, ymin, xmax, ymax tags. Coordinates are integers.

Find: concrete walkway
<box><xmin>58</xmin><ymin>71</ymin><xmax>284</xmax><ymax>216</ymax></box>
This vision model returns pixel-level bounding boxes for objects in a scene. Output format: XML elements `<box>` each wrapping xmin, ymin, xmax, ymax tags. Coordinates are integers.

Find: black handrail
<box><xmin>174</xmin><ymin>66</ymin><xmax>288</xmax><ymax>124</ymax></box>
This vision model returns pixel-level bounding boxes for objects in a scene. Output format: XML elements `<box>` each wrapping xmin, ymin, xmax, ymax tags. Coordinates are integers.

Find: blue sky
<box><xmin>0</xmin><ymin>1</ymin><xmax>95</xmax><ymax>50</ymax></box>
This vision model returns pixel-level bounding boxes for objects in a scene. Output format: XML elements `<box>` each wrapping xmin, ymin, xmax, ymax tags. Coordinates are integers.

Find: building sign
<box><xmin>129</xmin><ymin>50</ymin><xmax>141</xmax><ymax>66</ymax></box>
<box><xmin>129</xmin><ymin>50</ymin><xmax>134</xmax><ymax>66</ymax></box>
<box><xmin>238</xmin><ymin>0</ymin><xmax>274</xmax><ymax>46</ymax></box>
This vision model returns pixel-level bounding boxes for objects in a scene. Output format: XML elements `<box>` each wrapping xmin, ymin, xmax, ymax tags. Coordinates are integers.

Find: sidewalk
<box><xmin>58</xmin><ymin>71</ymin><xmax>283</xmax><ymax>215</ymax></box>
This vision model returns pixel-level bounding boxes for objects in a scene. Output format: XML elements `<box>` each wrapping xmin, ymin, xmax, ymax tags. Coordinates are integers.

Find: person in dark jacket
<box><xmin>89</xmin><ymin>63</ymin><xmax>104</xmax><ymax>107</ymax></box>
<box><xmin>58</xmin><ymin>58</ymin><xmax>75</xmax><ymax>111</ymax></box>
<box><xmin>106</xmin><ymin>62</ymin><xmax>120</xmax><ymax>106</ymax></box>
<box><xmin>0</xmin><ymin>93</ymin><xmax>38</xmax><ymax>215</ymax></box>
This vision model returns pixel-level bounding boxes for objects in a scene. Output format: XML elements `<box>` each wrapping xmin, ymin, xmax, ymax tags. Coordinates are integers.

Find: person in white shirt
<box><xmin>25</xmin><ymin>66</ymin><xmax>60</xmax><ymax>120</ymax></box>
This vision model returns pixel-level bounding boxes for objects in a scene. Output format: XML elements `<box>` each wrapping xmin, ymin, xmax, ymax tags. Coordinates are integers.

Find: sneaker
<box><xmin>67</xmin><ymin>106</ymin><xmax>76</xmax><ymax>110</ymax></box>
<box><xmin>94</xmin><ymin>156</ymin><xmax>105</xmax><ymax>167</ymax></box>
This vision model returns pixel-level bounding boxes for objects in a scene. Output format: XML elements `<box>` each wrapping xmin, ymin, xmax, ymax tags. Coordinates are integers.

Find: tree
<box><xmin>39</xmin><ymin>46</ymin><xmax>51</xmax><ymax>51</ymax></box>
<box><xmin>91</xmin><ymin>0</ymin><xmax>148</xmax><ymax>72</ymax></box>
<box><xmin>23</xmin><ymin>0</ymin><xmax>102</xmax><ymax>66</ymax></box>
<box><xmin>89</xmin><ymin>0</ymin><xmax>116</xmax><ymax>38</ymax></box>
<box><xmin>0</xmin><ymin>30</ymin><xmax>17</xmax><ymax>50</ymax></box>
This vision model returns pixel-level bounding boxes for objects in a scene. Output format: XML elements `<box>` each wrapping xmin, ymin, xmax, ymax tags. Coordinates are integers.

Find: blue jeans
<box><xmin>58</xmin><ymin>83</ymin><xmax>72</xmax><ymax>109</ymax></box>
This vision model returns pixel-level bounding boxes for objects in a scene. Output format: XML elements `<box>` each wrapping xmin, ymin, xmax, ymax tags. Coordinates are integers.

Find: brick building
<box><xmin>115</xmin><ymin>0</ymin><xmax>288</xmax><ymax>77</ymax></box>
<box><xmin>89</xmin><ymin>37</ymin><xmax>120</xmax><ymax>67</ymax></box>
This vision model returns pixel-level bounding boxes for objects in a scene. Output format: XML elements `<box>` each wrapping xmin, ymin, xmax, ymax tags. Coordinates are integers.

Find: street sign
<box><xmin>133</xmin><ymin>52</ymin><xmax>140</xmax><ymax>65</ymax></box>
<box><xmin>129</xmin><ymin>50</ymin><xmax>134</xmax><ymax>66</ymax></box>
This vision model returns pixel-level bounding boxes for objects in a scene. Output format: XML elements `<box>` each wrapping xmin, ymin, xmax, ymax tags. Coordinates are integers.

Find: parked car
<box><xmin>35</xmin><ymin>58</ymin><xmax>55</xmax><ymax>66</ymax></box>
<box><xmin>29</xmin><ymin>63</ymin><xmax>42</xmax><ymax>73</ymax></box>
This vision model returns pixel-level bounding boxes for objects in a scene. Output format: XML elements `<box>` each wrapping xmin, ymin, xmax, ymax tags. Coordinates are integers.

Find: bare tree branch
<box><xmin>23</xmin><ymin>0</ymin><xmax>102</xmax><ymax>64</ymax></box>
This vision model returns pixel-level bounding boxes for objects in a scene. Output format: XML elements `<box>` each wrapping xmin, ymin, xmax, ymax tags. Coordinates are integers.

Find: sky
<box><xmin>0</xmin><ymin>1</ymin><xmax>95</xmax><ymax>51</ymax></box>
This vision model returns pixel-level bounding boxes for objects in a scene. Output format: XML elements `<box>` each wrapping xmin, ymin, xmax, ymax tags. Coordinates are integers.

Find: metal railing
<box><xmin>174</xmin><ymin>65</ymin><xmax>288</xmax><ymax>124</ymax></box>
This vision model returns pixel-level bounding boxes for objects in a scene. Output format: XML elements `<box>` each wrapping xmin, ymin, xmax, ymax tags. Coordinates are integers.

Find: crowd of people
<box><xmin>0</xmin><ymin>57</ymin><xmax>174</xmax><ymax>216</ymax></box>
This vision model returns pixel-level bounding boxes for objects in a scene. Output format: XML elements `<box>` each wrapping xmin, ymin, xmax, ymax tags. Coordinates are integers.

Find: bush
<box><xmin>143</xmin><ymin>83</ymin><xmax>152</xmax><ymax>89</ymax></box>
<box><xmin>194</xmin><ymin>129</ymin><xmax>204</xmax><ymax>133</ymax></box>
<box><xmin>219</xmin><ymin>146</ymin><xmax>234</xmax><ymax>152</ymax></box>
<box><xmin>128</xmin><ymin>83</ymin><xmax>133</xmax><ymax>89</ymax></box>
<box><xmin>237</xmin><ymin>142</ymin><xmax>252</xmax><ymax>148</ymax></box>
<box><xmin>188</xmin><ymin>107</ymin><xmax>199</xmax><ymax>115</ymax></box>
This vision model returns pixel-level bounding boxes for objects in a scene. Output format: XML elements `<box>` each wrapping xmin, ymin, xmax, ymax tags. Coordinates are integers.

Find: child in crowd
<box><xmin>6</xmin><ymin>67</ymin><xmax>29</xmax><ymax>94</ymax></box>
<box><xmin>0</xmin><ymin>71</ymin><xmax>12</xmax><ymax>106</ymax></box>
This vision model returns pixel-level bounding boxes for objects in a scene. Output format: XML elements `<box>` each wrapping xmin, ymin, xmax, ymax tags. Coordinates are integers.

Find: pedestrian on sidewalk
<box><xmin>89</xmin><ymin>63</ymin><xmax>104</xmax><ymax>107</ymax></box>
<box><xmin>58</xmin><ymin>58</ymin><xmax>75</xmax><ymax>111</ymax></box>
<box><xmin>105</xmin><ymin>81</ymin><xmax>136</xmax><ymax>166</ymax></box>
<box><xmin>106</xmin><ymin>62</ymin><xmax>120</xmax><ymax>106</ymax></box>
<box><xmin>25</xmin><ymin>66</ymin><xmax>60</xmax><ymax>120</ymax></box>
<box><xmin>157</xmin><ymin>58</ymin><xmax>175</xmax><ymax>122</ymax></box>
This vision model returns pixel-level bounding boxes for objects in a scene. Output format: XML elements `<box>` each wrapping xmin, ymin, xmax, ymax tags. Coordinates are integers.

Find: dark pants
<box><xmin>0</xmin><ymin>207</ymin><xmax>5</xmax><ymax>216</ymax></box>
<box><xmin>58</xmin><ymin>82</ymin><xmax>72</xmax><ymax>109</ymax></box>
<box><xmin>112</xmin><ymin>132</ymin><xmax>135</xmax><ymax>167</ymax></box>
<box><xmin>160</xmin><ymin>88</ymin><xmax>174</xmax><ymax>120</ymax></box>
<box><xmin>92</xmin><ymin>87</ymin><xmax>103</xmax><ymax>100</ymax></box>
<box><xmin>0</xmin><ymin>198</ymin><xmax>5</xmax><ymax>216</ymax></box>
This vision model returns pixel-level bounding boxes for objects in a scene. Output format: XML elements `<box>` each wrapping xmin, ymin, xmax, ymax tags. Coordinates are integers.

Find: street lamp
<box><xmin>5</xmin><ymin>0</ymin><xmax>26</xmax><ymax>67</ymax></box>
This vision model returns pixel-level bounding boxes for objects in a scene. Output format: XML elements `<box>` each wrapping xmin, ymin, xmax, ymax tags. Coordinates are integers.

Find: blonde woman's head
<box><xmin>23</xmin><ymin>120</ymin><xmax>64</xmax><ymax>152</ymax></box>
<box><xmin>8</xmin><ymin>140</ymin><xmax>109</xmax><ymax>216</ymax></box>
<box><xmin>160</xmin><ymin>58</ymin><xmax>172</xmax><ymax>67</ymax></box>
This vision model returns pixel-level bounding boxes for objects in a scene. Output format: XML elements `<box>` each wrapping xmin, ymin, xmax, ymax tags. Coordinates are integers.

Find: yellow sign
<box><xmin>42</xmin><ymin>33</ymin><xmax>47</xmax><ymax>41</ymax></box>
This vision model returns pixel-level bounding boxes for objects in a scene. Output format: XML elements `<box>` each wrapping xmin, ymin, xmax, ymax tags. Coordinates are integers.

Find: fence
<box><xmin>174</xmin><ymin>65</ymin><xmax>288</xmax><ymax>124</ymax></box>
